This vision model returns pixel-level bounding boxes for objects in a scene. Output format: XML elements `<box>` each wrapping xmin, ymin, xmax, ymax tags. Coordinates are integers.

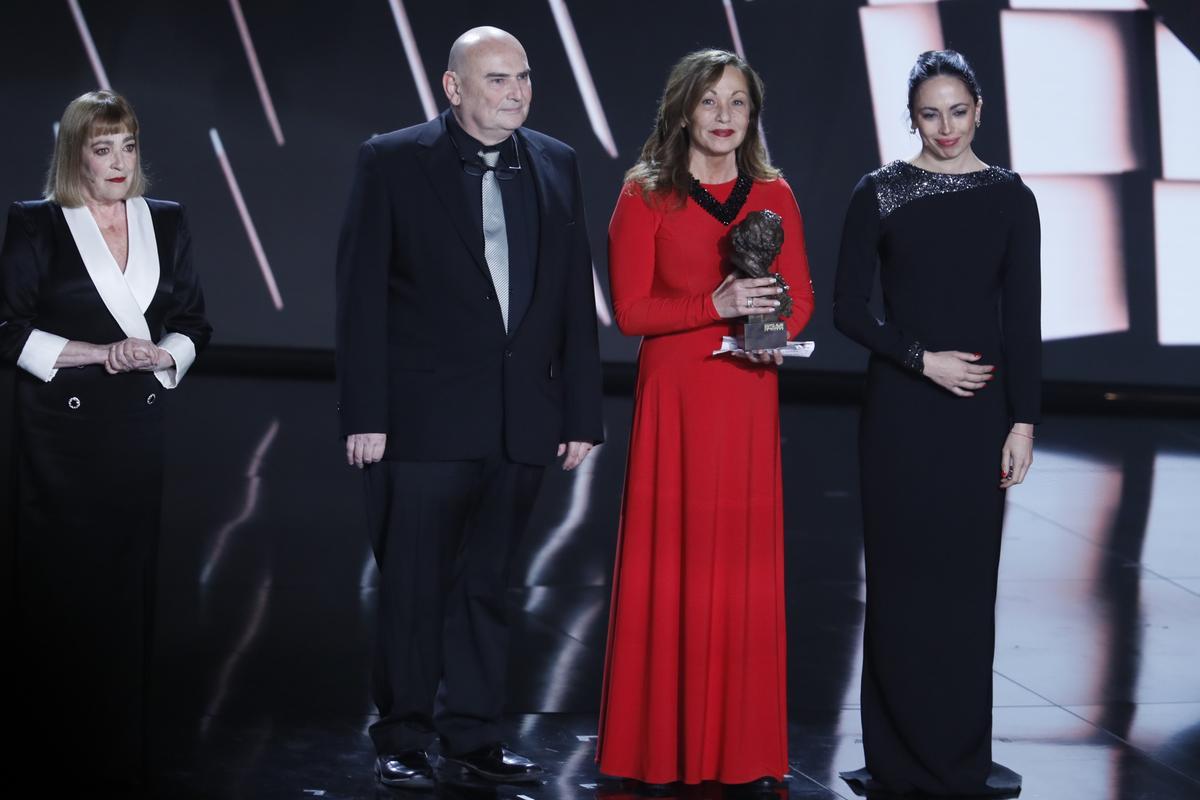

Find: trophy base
<box><xmin>741</xmin><ymin>314</ymin><xmax>788</xmax><ymax>350</ymax></box>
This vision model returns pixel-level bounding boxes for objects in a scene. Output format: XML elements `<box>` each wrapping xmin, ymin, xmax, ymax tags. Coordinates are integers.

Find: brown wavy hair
<box><xmin>626</xmin><ymin>49</ymin><xmax>778</xmax><ymax>204</ymax></box>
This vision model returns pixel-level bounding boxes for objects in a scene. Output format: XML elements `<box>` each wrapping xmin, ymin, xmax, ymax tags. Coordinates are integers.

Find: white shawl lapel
<box><xmin>62</xmin><ymin>197</ymin><xmax>181</xmax><ymax>388</ymax></box>
<box><xmin>61</xmin><ymin>196</ymin><xmax>160</xmax><ymax>341</ymax></box>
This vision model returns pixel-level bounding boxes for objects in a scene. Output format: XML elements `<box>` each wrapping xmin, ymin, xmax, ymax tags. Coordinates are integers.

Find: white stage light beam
<box><xmin>547</xmin><ymin>0</ymin><xmax>619</xmax><ymax>158</ymax></box>
<box><xmin>210</xmin><ymin>128</ymin><xmax>284</xmax><ymax>310</ymax></box>
<box><xmin>66</xmin><ymin>0</ymin><xmax>111</xmax><ymax>90</ymax></box>
<box><xmin>228</xmin><ymin>0</ymin><xmax>285</xmax><ymax>146</ymax></box>
<box><xmin>387</xmin><ymin>0</ymin><xmax>439</xmax><ymax>121</ymax></box>
<box><xmin>859</xmin><ymin>4</ymin><xmax>945</xmax><ymax>166</ymax></box>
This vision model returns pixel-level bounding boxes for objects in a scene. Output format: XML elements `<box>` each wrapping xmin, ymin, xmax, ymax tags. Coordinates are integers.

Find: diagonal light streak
<box><xmin>386</xmin><ymin>0</ymin><xmax>438</xmax><ymax>120</ymax></box>
<box><xmin>722</xmin><ymin>0</ymin><xmax>770</xmax><ymax>156</ymax></box>
<box><xmin>723</xmin><ymin>0</ymin><xmax>747</xmax><ymax>56</ymax></box>
<box><xmin>360</xmin><ymin>544</ymin><xmax>378</xmax><ymax>590</ymax></box>
<box><xmin>554</xmin><ymin>738</ymin><xmax>597</xmax><ymax>796</ymax></box>
<box><xmin>227</xmin><ymin>0</ymin><xmax>285</xmax><ymax>145</ymax></box>
<box><xmin>547</xmin><ymin>0</ymin><xmax>619</xmax><ymax>158</ymax></box>
<box><xmin>519</xmin><ymin>708</ymin><xmax>542</xmax><ymax>738</ymax></box>
<box><xmin>66</xmin><ymin>0</ymin><xmax>111</xmax><ymax>89</ymax></box>
<box><xmin>525</xmin><ymin>592</ymin><xmax>606</xmax><ymax>712</ymax></box>
<box><xmin>200</xmin><ymin>418</ymin><xmax>280</xmax><ymax>585</ymax></box>
<box><xmin>200</xmin><ymin>577</ymin><xmax>272</xmax><ymax>737</ymax></box>
<box><xmin>210</xmin><ymin>128</ymin><xmax>284</xmax><ymax>310</ymax></box>
<box><xmin>592</xmin><ymin>264</ymin><xmax>612</xmax><ymax>327</ymax></box>
<box><xmin>524</xmin><ymin>428</ymin><xmax>606</xmax><ymax>585</ymax></box>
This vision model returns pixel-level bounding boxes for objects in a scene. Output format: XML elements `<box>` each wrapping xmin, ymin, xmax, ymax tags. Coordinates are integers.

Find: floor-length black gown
<box><xmin>0</xmin><ymin>198</ymin><xmax>210</xmax><ymax>788</ymax></box>
<box><xmin>832</xmin><ymin>161</ymin><xmax>1041</xmax><ymax>797</ymax></box>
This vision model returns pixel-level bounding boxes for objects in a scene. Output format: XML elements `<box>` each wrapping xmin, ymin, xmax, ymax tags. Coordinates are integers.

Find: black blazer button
<box><xmin>504</xmin><ymin>349</ymin><xmax>512</xmax><ymax>357</ymax></box>
<box><xmin>146</xmin><ymin>393</ymin><xmax>157</xmax><ymax>405</ymax></box>
<box><xmin>485</xmin><ymin>293</ymin><xmax>493</xmax><ymax>301</ymax></box>
<box><xmin>68</xmin><ymin>396</ymin><xmax>81</xmax><ymax>410</ymax></box>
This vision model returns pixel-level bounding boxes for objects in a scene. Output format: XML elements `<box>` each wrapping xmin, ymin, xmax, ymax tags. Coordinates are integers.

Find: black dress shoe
<box><xmin>375</xmin><ymin>750</ymin><xmax>435</xmax><ymax>789</ymax></box>
<box><xmin>440</xmin><ymin>744</ymin><xmax>544</xmax><ymax>784</ymax></box>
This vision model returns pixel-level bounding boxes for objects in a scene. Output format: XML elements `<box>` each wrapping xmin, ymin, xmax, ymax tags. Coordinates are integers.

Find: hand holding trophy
<box><xmin>729</xmin><ymin>210</ymin><xmax>792</xmax><ymax>351</ymax></box>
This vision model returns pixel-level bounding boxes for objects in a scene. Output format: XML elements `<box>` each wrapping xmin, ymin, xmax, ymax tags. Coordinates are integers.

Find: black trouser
<box><xmin>364</xmin><ymin>454</ymin><xmax>544</xmax><ymax>756</ymax></box>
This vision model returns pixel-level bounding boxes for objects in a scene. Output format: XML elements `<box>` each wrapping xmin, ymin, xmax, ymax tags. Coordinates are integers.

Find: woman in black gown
<box><xmin>833</xmin><ymin>51</ymin><xmax>1040</xmax><ymax>797</ymax></box>
<box><xmin>0</xmin><ymin>90</ymin><xmax>210</xmax><ymax>790</ymax></box>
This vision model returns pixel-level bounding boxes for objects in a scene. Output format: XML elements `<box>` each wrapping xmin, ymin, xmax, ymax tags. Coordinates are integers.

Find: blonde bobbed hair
<box><xmin>45</xmin><ymin>90</ymin><xmax>147</xmax><ymax>207</ymax></box>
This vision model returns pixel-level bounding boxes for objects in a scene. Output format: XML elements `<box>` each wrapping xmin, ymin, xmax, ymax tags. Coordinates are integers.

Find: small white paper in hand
<box><xmin>712</xmin><ymin>337</ymin><xmax>815</xmax><ymax>358</ymax></box>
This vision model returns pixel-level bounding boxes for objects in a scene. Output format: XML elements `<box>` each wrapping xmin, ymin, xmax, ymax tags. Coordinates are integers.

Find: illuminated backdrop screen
<box><xmin>1</xmin><ymin>0</ymin><xmax>1197</xmax><ymax>387</ymax></box>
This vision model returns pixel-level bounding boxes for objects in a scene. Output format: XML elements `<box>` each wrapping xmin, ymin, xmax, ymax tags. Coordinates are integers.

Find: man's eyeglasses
<box><xmin>456</xmin><ymin>136</ymin><xmax>523</xmax><ymax>181</ymax></box>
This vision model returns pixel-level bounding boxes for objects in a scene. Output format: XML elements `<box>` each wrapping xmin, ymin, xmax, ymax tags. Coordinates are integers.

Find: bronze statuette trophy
<box><xmin>729</xmin><ymin>210</ymin><xmax>793</xmax><ymax>351</ymax></box>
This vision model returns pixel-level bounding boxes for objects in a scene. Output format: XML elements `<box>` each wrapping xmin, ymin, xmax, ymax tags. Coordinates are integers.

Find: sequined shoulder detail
<box><xmin>871</xmin><ymin>161</ymin><xmax>1016</xmax><ymax>220</ymax></box>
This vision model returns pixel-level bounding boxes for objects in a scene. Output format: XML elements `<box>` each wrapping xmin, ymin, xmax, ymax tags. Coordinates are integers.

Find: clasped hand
<box><xmin>104</xmin><ymin>337</ymin><xmax>167</xmax><ymax>374</ymax></box>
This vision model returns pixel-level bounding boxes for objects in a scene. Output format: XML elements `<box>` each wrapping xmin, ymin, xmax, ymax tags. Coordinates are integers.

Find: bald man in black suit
<box><xmin>335</xmin><ymin>26</ymin><xmax>603</xmax><ymax>790</ymax></box>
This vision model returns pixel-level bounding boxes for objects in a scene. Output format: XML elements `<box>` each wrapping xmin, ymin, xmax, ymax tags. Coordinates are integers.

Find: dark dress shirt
<box><xmin>446</xmin><ymin>113</ymin><xmax>539</xmax><ymax>334</ymax></box>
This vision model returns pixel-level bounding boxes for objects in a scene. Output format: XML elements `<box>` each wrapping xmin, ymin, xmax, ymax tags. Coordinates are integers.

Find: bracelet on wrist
<box><xmin>1009</xmin><ymin>429</ymin><xmax>1035</xmax><ymax>440</ymax></box>
<box><xmin>902</xmin><ymin>340</ymin><xmax>925</xmax><ymax>374</ymax></box>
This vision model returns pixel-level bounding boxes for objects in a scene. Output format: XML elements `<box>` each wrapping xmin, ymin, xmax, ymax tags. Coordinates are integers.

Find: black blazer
<box><xmin>0</xmin><ymin>198</ymin><xmax>211</xmax><ymax>375</ymax></box>
<box><xmin>335</xmin><ymin>110</ymin><xmax>603</xmax><ymax>466</ymax></box>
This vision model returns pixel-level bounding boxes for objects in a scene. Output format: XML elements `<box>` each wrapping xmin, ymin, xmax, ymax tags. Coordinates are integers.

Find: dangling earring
<box><xmin>975</xmin><ymin>119</ymin><xmax>981</xmax><ymax>128</ymax></box>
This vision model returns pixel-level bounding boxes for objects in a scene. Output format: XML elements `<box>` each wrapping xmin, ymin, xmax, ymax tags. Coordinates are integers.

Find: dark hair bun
<box><xmin>907</xmin><ymin>50</ymin><xmax>982</xmax><ymax>112</ymax></box>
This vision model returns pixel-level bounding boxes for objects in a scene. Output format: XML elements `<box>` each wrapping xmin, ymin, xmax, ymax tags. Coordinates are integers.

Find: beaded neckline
<box><xmin>688</xmin><ymin>173</ymin><xmax>753</xmax><ymax>225</ymax></box>
<box><xmin>871</xmin><ymin>160</ymin><xmax>1014</xmax><ymax>220</ymax></box>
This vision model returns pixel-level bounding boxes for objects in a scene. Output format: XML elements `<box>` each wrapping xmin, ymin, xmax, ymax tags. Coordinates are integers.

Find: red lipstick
<box><xmin>106</xmin><ymin>177</ymin><xmax>127</xmax><ymax>183</ymax></box>
<box><xmin>712</xmin><ymin>129</ymin><xmax>735</xmax><ymax>138</ymax></box>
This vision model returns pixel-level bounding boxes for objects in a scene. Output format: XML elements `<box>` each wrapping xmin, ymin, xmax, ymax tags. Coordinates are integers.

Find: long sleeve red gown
<box><xmin>596</xmin><ymin>177</ymin><xmax>814</xmax><ymax>784</ymax></box>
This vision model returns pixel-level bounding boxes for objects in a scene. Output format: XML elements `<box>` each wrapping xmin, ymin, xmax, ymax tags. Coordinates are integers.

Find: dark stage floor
<box><xmin>80</xmin><ymin>374</ymin><xmax>1200</xmax><ymax>798</ymax></box>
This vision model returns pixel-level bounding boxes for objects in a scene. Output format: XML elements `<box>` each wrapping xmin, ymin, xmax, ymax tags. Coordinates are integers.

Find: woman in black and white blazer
<box><xmin>0</xmin><ymin>90</ymin><xmax>210</xmax><ymax>789</ymax></box>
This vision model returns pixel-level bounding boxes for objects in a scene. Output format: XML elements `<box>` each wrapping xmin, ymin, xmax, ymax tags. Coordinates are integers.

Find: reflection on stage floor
<box><xmin>43</xmin><ymin>374</ymin><xmax>1200</xmax><ymax>798</ymax></box>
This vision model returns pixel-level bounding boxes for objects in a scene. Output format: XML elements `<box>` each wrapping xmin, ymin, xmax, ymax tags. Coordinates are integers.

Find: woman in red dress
<box><xmin>597</xmin><ymin>49</ymin><xmax>814</xmax><ymax>789</ymax></box>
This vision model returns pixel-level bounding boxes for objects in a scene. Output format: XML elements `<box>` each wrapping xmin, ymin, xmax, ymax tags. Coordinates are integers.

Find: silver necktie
<box><xmin>480</xmin><ymin>150</ymin><xmax>510</xmax><ymax>332</ymax></box>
